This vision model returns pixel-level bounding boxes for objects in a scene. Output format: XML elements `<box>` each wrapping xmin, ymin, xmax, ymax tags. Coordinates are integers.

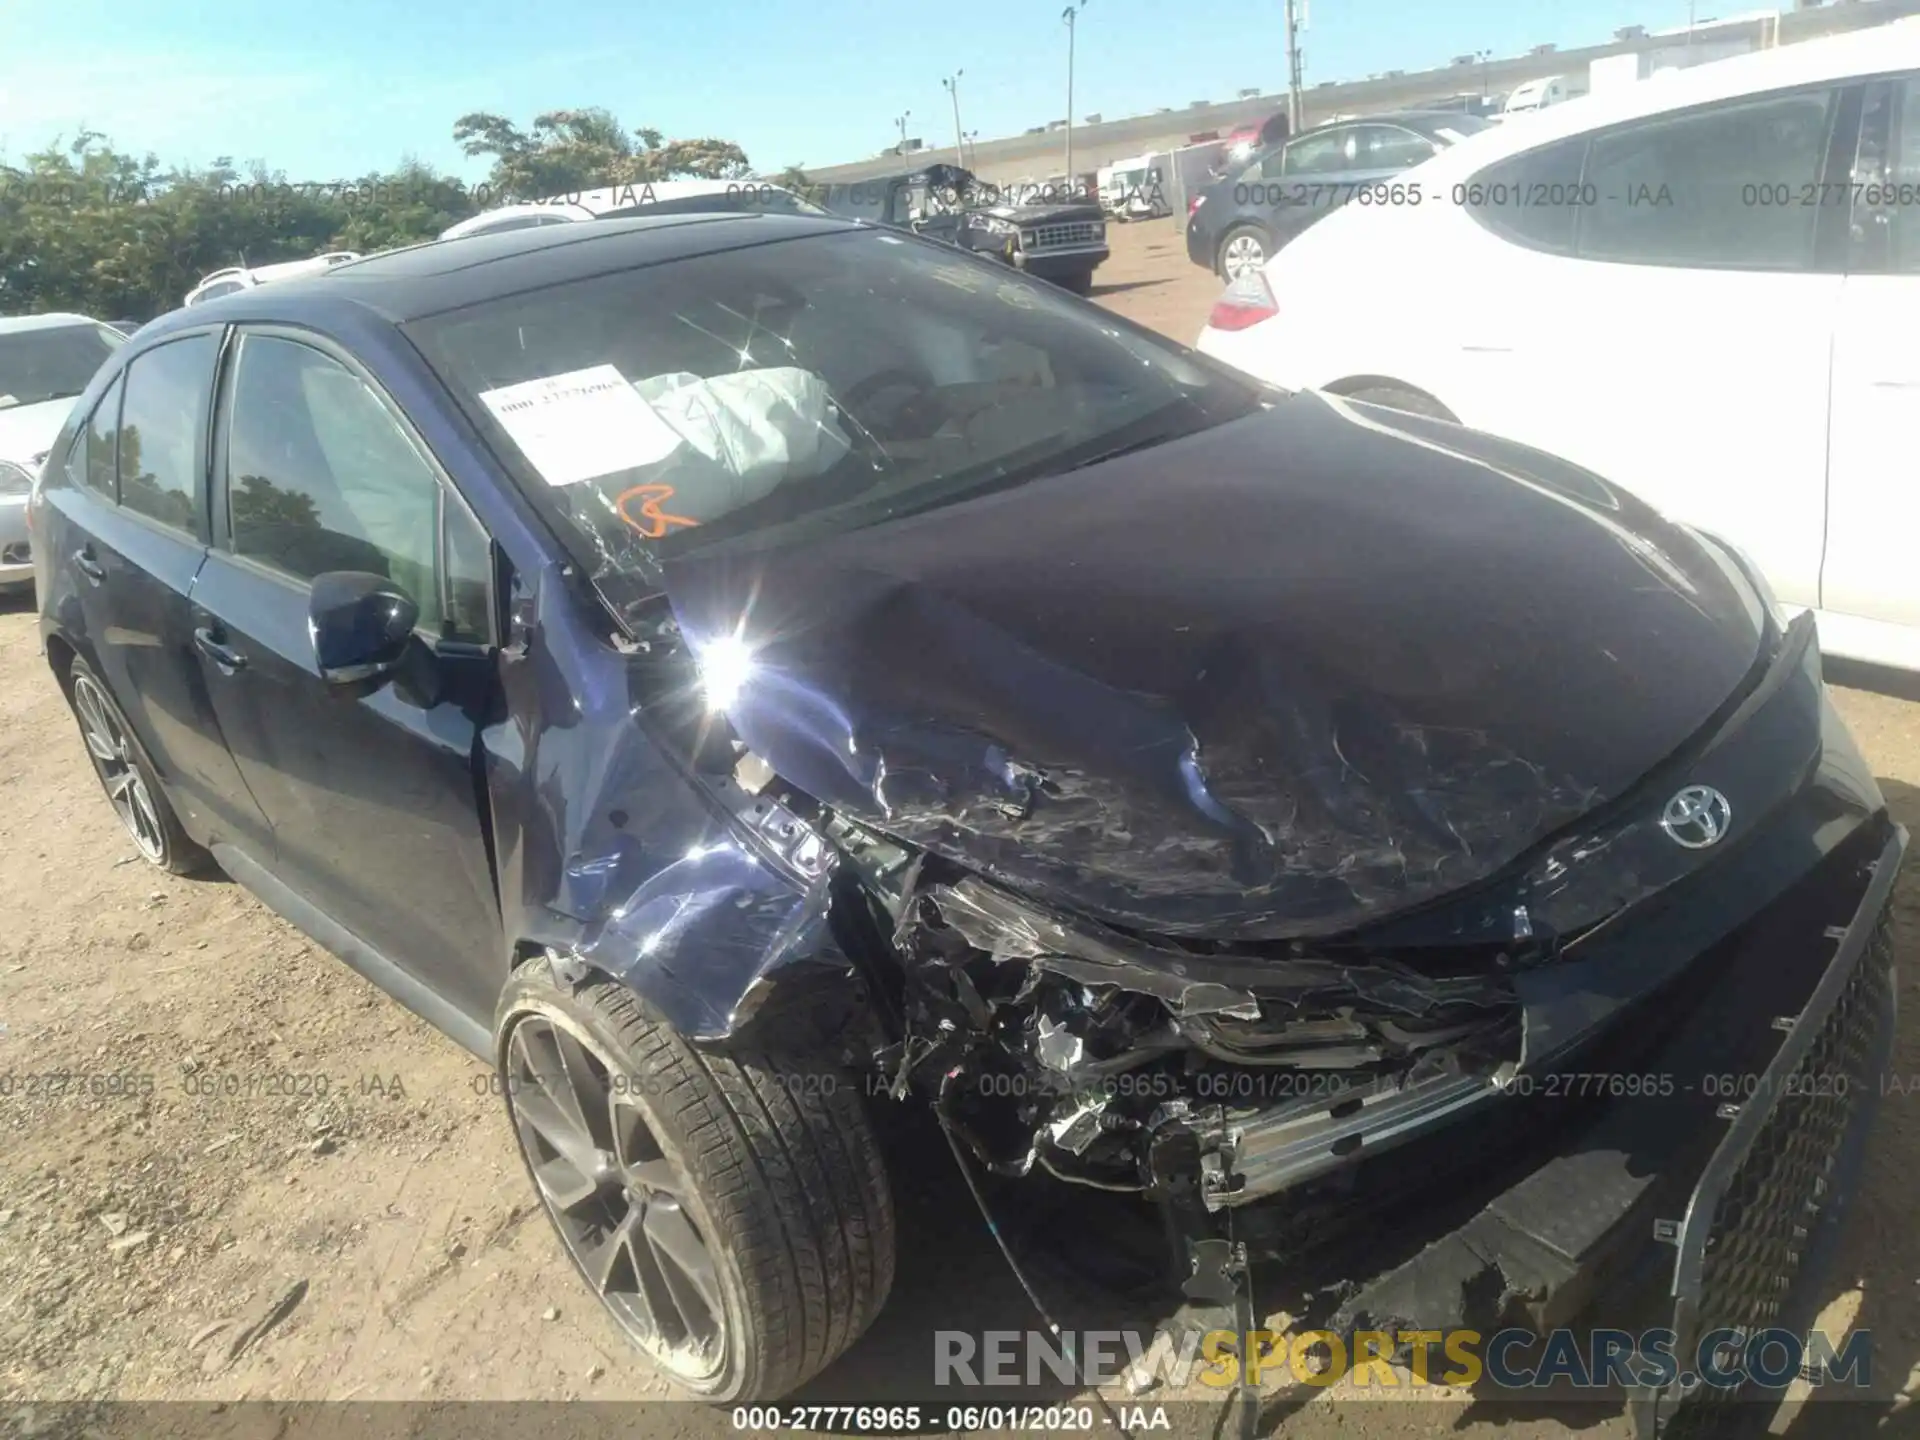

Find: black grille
<box><xmin>1659</xmin><ymin>903</ymin><xmax>1896</xmax><ymax>1438</ymax></box>
<box><xmin>1021</xmin><ymin>220</ymin><xmax>1103</xmax><ymax>251</ymax></box>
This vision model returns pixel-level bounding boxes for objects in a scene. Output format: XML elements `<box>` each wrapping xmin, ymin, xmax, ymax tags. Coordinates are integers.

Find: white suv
<box><xmin>183</xmin><ymin>252</ymin><xmax>363</xmax><ymax>307</ymax></box>
<box><xmin>1196</xmin><ymin>20</ymin><xmax>1920</xmax><ymax>672</ymax></box>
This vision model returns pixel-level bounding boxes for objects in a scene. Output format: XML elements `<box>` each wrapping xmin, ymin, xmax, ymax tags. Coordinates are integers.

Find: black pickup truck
<box><xmin>820</xmin><ymin>163</ymin><xmax>1109</xmax><ymax>294</ymax></box>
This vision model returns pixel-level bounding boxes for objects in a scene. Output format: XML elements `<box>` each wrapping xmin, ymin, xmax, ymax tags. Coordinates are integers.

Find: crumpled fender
<box><xmin>574</xmin><ymin>834</ymin><xmax>844</xmax><ymax>1041</ymax></box>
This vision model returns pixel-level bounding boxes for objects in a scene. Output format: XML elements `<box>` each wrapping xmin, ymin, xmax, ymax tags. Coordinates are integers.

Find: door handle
<box><xmin>194</xmin><ymin>627</ymin><xmax>248</xmax><ymax>673</ymax></box>
<box><xmin>73</xmin><ymin>546</ymin><xmax>105</xmax><ymax>583</ymax></box>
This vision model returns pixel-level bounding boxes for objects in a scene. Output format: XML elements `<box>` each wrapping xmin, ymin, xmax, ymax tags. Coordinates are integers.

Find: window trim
<box><xmin>1463</xmin><ymin>78</ymin><xmax>1862</xmax><ymax>275</ymax></box>
<box><xmin>209</xmin><ymin>323</ymin><xmax>499</xmax><ymax>648</ymax></box>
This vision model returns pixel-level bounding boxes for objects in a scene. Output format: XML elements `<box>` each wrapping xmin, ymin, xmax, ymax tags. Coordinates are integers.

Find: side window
<box><xmin>1578</xmin><ymin>88</ymin><xmax>1838</xmax><ymax>269</ymax></box>
<box><xmin>1355</xmin><ymin>125</ymin><xmax>1436</xmax><ymax>170</ymax></box>
<box><xmin>191</xmin><ymin>280</ymin><xmax>244</xmax><ymax>304</ymax></box>
<box><xmin>118</xmin><ymin>336</ymin><xmax>216</xmax><ymax>532</ymax></box>
<box><xmin>68</xmin><ymin>375</ymin><xmax>124</xmax><ymax>499</ymax></box>
<box><xmin>1283</xmin><ymin>129</ymin><xmax>1351</xmax><ymax>176</ymax></box>
<box><xmin>1253</xmin><ymin>148</ymin><xmax>1286</xmax><ymax>181</ymax></box>
<box><xmin>442</xmin><ymin>492</ymin><xmax>495</xmax><ymax>644</ymax></box>
<box><xmin>1465</xmin><ymin>135</ymin><xmax>1590</xmax><ymax>253</ymax></box>
<box><xmin>221</xmin><ymin>335</ymin><xmax>489</xmax><ymax>642</ymax></box>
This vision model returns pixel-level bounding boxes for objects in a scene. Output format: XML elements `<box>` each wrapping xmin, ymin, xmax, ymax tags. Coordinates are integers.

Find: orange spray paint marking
<box><xmin>615</xmin><ymin>484</ymin><xmax>699</xmax><ymax>539</ymax></box>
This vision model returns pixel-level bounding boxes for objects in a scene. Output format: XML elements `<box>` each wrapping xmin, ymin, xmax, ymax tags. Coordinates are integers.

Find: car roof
<box><xmin>136</xmin><ymin>210</ymin><xmax>861</xmax><ymax>336</ymax></box>
<box><xmin>0</xmin><ymin>312</ymin><xmax>108</xmax><ymax>335</ymax></box>
<box><xmin>1410</xmin><ymin>18</ymin><xmax>1920</xmax><ymax>179</ymax></box>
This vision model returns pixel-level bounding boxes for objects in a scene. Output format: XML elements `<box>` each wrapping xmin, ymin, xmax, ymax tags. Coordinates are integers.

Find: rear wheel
<box><xmin>1217</xmin><ymin>225</ymin><xmax>1270</xmax><ymax>280</ymax></box>
<box><xmin>65</xmin><ymin>659</ymin><xmax>211</xmax><ymax>875</ymax></box>
<box><xmin>496</xmin><ymin>961</ymin><xmax>895</xmax><ymax>1402</ymax></box>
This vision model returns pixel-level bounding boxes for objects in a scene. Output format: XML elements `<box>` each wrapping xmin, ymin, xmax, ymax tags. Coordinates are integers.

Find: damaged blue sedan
<box><xmin>32</xmin><ymin>212</ymin><xmax>1904</xmax><ymax>1433</ymax></box>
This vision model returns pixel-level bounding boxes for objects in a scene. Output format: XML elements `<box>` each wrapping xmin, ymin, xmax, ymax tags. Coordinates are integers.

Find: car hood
<box><xmin>0</xmin><ymin>397</ymin><xmax>76</xmax><ymax>468</ymax></box>
<box><xmin>659</xmin><ymin>392</ymin><xmax>1764</xmax><ymax>941</ymax></box>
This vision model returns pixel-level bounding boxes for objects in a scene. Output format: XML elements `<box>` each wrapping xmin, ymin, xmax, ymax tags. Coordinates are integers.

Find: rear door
<box><xmin>188</xmin><ymin>326</ymin><xmax>505</xmax><ymax>1022</ymax></box>
<box><xmin>39</xmin><ymin>331</ymin><xmax>271</xmax><ymax>848</ymax></box>
<box><xmin>1822</xmin><ymin>73</ymin><xmax>1920</xmax><ymax>657</ymax></box>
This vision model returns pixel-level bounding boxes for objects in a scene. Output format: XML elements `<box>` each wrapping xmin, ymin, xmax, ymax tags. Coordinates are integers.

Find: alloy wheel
<box><xmin>1223</xmin><ymin>233</ymin><xmax>1267</xmax><ymax>279</ymax></box>
<box><xmin>71</xmin><ymin>674</ymin><xmax>166</xmax><ymax>863</ymax></box>
<box><xmin>505</xmin><ymin>1014</ymin><xmax>728</xmax><ymax>1382</ymax></box>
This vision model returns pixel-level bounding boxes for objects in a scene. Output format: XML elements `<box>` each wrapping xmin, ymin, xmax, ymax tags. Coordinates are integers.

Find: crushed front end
<box><xmin>804</xmin><ymin>613</ymin><xmax>1900</xmax><ymax>1436</ymax></box>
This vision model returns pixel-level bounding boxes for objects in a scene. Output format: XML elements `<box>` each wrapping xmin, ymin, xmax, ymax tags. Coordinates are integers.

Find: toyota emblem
<box><xmin>1660</xmin><ymin>785</ymin><xmax>1732</xmax><ymax>849</ymax></box>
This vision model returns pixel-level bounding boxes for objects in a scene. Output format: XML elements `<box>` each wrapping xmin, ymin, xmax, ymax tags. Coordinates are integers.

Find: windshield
<box><xmin>0</xmin><ymin>323</ymin><xmax>124</xmax><ymax>409</ymax></box>
<box><xmin>407</xmin><ymin>227</ymin><xmax>1264</xmax><ymax>616</ymax></box>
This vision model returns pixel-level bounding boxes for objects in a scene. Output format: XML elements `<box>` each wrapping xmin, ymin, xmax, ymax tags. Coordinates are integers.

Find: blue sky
<box><xmin>1</xmin><ymin>0</ymin><xmax>1709</xmax><ymax>181</ymax></box>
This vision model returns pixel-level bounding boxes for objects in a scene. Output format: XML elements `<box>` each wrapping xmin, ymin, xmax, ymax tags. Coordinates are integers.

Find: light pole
<box><xmin>963</xmin><ymin>129</ymin><xmax>980</xmax><ymax>168</ymax></box>
<box><xmin>1063</xmin><ymin>0</ymin><xmax>1090</xmax><ymax>191</ymax></box>
<box><xmin>894</xmin><ymin>109</ymin><xmax>911</xmax><ymax>156</ymax></box>
<box><xmin>942</xmin><ymin>72</ymin><xmax>965</xmax><ymax>168</ymax></box>
<box><xmin>1477</xmin><ymin>48</ymin><xmax>1491</xmax><ymax>99</ymax></box>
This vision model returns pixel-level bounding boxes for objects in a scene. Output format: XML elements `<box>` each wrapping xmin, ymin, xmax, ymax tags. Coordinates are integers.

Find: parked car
<box><xmin>0</xmin><ymin>313</ymin><xmax>127</xmax><ymax>589</ymax></box>
<box><xmin>1195</xmin><ymin>20</ymin><xmax>1920</xmax><ymax>672</ymax></box>
<box><xmin>437</xmin><ymin>179</ymin><xmax>829</xmax><ymax>241</ymax></box>
<box><xmin>184</xmin><ymin>253</ymin><xmax>363</xmax><ymax>307</ymax></box>
<box><xmin>30</xmin><ymin>213</ymin><xmax>1904</xmax><ymax>1429</ymax></box>
<box><xmin>1504</xmin><ymin>73</ymin><xmax>1578</xmax><ymax>113</ymax></box>
<box><xmin>820</xmin><ymin>162</ymin><xmax>1109</xmax><ymax>292</ymax></box>
<box><xmin>1186</xmin><ymin>111</ymin><xmax>1491</xmax><ymax>278</ymax></box>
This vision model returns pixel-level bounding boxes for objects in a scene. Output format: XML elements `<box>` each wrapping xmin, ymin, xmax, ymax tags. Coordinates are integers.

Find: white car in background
<box><xmin>1196</xmin><ymin>20</ymin><xmax>1920</xmax><ymax>672</ymax></box>
<box><xmin>0</xmin><ymin>313</ymin><xmax>127</xmax><ymax>588</ymax></box>
<box><xmin>438</xmin><ymin>179</ymin><xmax>827</xmax><ymax>241</ymax></box>
<box><xmin>184</xmin><ymin>252</ymin><xmax>363</xmax><ymax>307</ymax></box>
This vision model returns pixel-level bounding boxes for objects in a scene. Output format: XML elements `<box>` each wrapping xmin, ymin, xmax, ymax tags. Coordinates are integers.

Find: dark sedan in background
<box><xmin>27</xmin><ymin>211</ymin><xmax>1904</xmax><ymax>1434</ymax></box>
<box><xmin>1187</xmin><ymin>110</ymin><xmax>1491</xmax><ymax>278</ymax></box>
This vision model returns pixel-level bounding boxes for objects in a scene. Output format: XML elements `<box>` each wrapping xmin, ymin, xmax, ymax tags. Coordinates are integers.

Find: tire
<box><xmin>1057</xmin><ymin>268</ymin><xmax>1096</xmax><ymax>296</ymax></box>
<box><xmin>495</xmin><ymin>961</ymin><xmax>896</xmax><ymax>1403</ymax></box>
<box><xmin>1340</xmin><ymin>384</ymin><xmax>1458</xmax><ymax>423</ymax></box>
<box><xmin>1216</xmin><ymin>224</ymin><xmax>1270</xmax><ymax>280</ymax></box>
<box><xmin>65</xmin><ymin>658</ymin><xmax>212</xmax><ymax>876</ymax></box>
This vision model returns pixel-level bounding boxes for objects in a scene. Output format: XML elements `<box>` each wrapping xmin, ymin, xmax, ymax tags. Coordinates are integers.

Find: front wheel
<box><xmin>1055</xmin><ymin>268</ymin><xmax>1096</xmax><ymax>296</ymax></box>
<box><xmin>495</xmin><ymin>962</ymin><xmax>896</xmax><ymax>1402</ymax></box>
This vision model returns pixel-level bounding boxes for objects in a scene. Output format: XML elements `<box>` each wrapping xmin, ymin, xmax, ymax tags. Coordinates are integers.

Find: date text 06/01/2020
<box><xmin>728</xmin><ymin>1405</ymin><xmax>1167</xmax><ymax>1433</ymax></box>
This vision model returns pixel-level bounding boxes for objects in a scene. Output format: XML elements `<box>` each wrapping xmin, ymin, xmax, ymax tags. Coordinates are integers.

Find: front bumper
<box><xmin>1308</xmin><ymin>815</ymin><xmax>1901</xmax><ymax>1436</ymax></box>
<box><xmin>1016</xmin><ymin>247</ymin><xmax>1109</xmax><ymax>279</ymax></box>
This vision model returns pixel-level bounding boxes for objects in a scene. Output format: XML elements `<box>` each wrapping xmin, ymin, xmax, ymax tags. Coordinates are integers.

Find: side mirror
<box><xmin>308</xmin><ymin>570</ymin><xmax>418</xmax><ymax>686</ymax></box>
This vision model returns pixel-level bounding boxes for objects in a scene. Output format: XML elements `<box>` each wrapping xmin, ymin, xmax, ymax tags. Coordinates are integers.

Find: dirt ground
<box><xmin>4</xmin><ymin>218</ymin><xmax>1919</xmax><ymax>1439</ymax></box>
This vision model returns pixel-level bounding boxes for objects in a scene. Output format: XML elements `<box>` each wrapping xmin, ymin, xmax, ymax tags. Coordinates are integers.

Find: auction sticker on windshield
<box><xmin>479</xmin><ymin>364</ymin><xmax>683</xmax><ymax>486</ymax></box>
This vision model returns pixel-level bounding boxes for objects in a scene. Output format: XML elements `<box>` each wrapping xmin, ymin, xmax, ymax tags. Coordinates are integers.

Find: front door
<box><xmin>188</xmin><ymin>327</ymin><xmax>505</xmax><ymax>1024</ymax></box>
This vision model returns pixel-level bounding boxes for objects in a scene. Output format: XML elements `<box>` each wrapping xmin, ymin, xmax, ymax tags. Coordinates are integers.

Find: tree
<box><xmin>453</xmin><ymin>108</ymin><xmax>750</xmax><ymax>198</ymax></box>
<box><xmin>776</xmin><ymin>164</ymin><xmax>826</xmax><ymax>206</ymax></box>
